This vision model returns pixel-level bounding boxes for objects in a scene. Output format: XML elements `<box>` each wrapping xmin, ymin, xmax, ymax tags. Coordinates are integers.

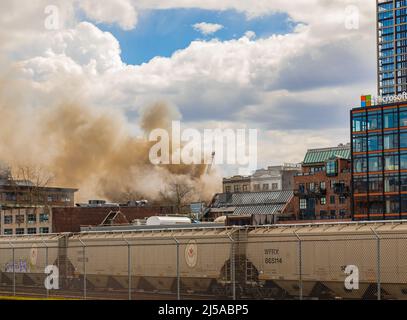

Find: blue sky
<box><xmin>98</xmin><ymin>9</ymin><xmax>297</xmax><ymax>65</ymax></box>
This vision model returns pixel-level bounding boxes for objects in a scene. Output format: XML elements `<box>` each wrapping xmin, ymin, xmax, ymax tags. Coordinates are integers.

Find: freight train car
<box><xmin>0</xmin><ymin>234</ymin><xmax>66</xmax><ymax>291</ymax></box>
<box><xmin>246</xmin><ymin>221</ymin><xmax>407</xmax><ymax>300</ymax></box>
<box><xmin>66</xmin><ymin>227</ymin><xmax>235</xmax><ymax>296</ymax></box>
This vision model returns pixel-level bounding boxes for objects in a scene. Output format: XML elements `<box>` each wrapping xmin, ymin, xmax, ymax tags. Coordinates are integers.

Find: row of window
<box><xmin>354</xmin><ymin>195</ymin><xmax>407</xmax><ymax>215</ymax></box>
<box><xmin>353</xmin><ymin>153</ymin><xmax>407</xmax><ymax>173</ymax></box>
<box><xmin>299</xmin><ymin>196</ymin><xmax>346</xmax><ymax>209</ymax></box>
<box><xmin>2</xmin><ymin>193</ymin><xmax>71</xmax><ymax>203</ymax></box>
<box><xmin>353</xmin><ymin>174</ymin><xmax>407</xmax><ymax>194</ymax></box>
<box><xmin>352</xmin><ymin>109</ymin><xmax>407</xmax><ymax>132</ymax></box>
<box><xmin>3</xmin><ymin>227</ymin><xmax>49</xmax><ymax>235</ymax></box>
<box><xmin>225</xmin><ymin>183</ymin><xmax>279</xmax><ymax>193</ymax></box>
<box><xmin>353</xmin><ymin>133</ymin><xmax>407</xmax><ymax>152</ymax></box>
<box><xmin>2</xmin><ymin>213</ymin><xmax>49</xmax><ymax>225</ymax></box>
<box><xmin>298</xmin><ymin>180</ymin><xmax>345</xmax><ymax>192</ymax></box>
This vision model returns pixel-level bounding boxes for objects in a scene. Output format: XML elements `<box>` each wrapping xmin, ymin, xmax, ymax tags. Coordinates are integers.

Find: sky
<box><xmin>0</xmin><ymin>0</ymin><xmax>377</xmax><ymax>177</ymax></box>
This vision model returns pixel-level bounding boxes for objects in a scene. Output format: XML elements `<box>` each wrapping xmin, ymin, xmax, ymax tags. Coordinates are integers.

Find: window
<box><xmin>384</xmin><ymin>109</ymin><xmax>398</xmax><ymax>128</ymax></box>
<box><xmin>368</xmin><ymin>135</ymin><xmax>382</xmax><ymax>151</ymax></box>
<box><xmin>320</xmin><ymin>182</ymin><xmax>326</xmax><ymax>190</ymax></box>
<box><xmin>352</xmin><ymin>114</ymin><xmax>366</xmax><ymax>132</ymax></box>
<box><xmin>27</xmin><ymin>228</ymin><xmax>36</xmax><ymax>235</ymax></box>
<box><xmin>234</xmin><ymin>185</ymin><xmax>241</xmax><ymax>192</ymax></box>
<box><xmin>15</xmin><ymin>228</ymin><xmax>24</xmax><ymax>235</ymax></box>
<box><xmin>369</xmin><ymin>175</ymin><xmax>383</xmax><ymax>193</ymax></box>
<box><xmin>401</xmin><ymin>153</ymin><xmax>407</xmax><ymax>170</ymax></box>
<box><xmin>225</xmin><ymin>186</ymin><xmax>231</xmax><ymax>193</ymax></box>
<box><xmin>4</xmin><ymin>229</ymin><xmax>12</xmax><ymax>235</ymax></box>
<box><xmin>262</xmin><ymin>184</ymin><xmax>269</xmax><ymax>191</ymax></box>
<box><xmin>4</xmin><ymin>216</ymin><xmax>12</xmax><ymax>224</ymax></box>
<box><xmin>385</xmin><ymin>196</ymin><xmax>400</xmax><ymax>214</ymax></box>
<box><xmin>384</xmin><ymin>154</ymin><xmax>399</xmax><ymax>171</ymax></box>
<box><xmin>39</xmin><ymin>227</ymin><xmax>49</xmax><ymax>234</ymax></box>
<box><xmin>320</xmin><ymin>197</ymin><xmax>327</xmax><ymax>205</ymax></box>
<box><xmin>271</xmin><ymin>183</ymin><xmax>278</xmax><ymax>190</ymax></box>
<box><xmin>254</xmin><ymin>184</ymin><xmax>260</xmax><ymax>191</ymax></box>
<box><xmin>309</xmin><ymin>182</ymin><xmax>315</xmax><ymax>191</ymax></box>
<box><xmin>369</xmin><ymin>156</ymin><xmax>383</xmax><ymax>172</ymax></box>
<box><xmin>299</xmin><ymin>199</ymin><xmax>307</xmax><ymax>210</ymax></box>
<box><xmin>298</xmin><ymin>184</ymin><xmax>305</xmax><ymax>193</ymax></box>
<box><xmin>242</xmin><ymin>185</ymin><xmax>248</xmax><ymax>192</ymax></box>
<box><xmin>27</xmin><ymin>214</ymin><xmax>36</xmax><ymax>224</ymax></box>
<box><xmin>47</xmin><ymin>195</ymin><xmax>53</xmax><ymax>202</ymax></box>
<box><xmin>367</xmin><ymin>112</ymin><xmax>382</xmax><ymax>130</ymax></box>
<box><xmin>400</xmin><ymin>109</ymin><xmax>407</xmax><ymax>127</ymax></box>
<box><xmin>401</xmin><ymin>132</ymin><xmax>407</xmax><ymax>149</ymax></box>
<box><xmin>330</xmin><ymin>196</ymin><xmax>336</xmax><ymax>204</ymax></box>
<box><xmin>326</xmin><ymin>160</ymin><xmax>338</xmax><ymax>176</ymax></box>
<box><xmin>330</xmin><ymin>210</ymin><xmax>336</xmax><ymax>218</ymax></box>
<box><xmin>385</xmin><ymin>174</ymin><xmax>399</xmax><ymax>192</ymax></box>
<box><xmin>354</xmin><ymin>176</ymin><xmax>368</xmax><ymax>194</ymax></box>
<box><xmin>353</xmin><ymin>137</ymin><xmax>366</xmax><ymax>152</ymax></box>
<box><xmin>369</xmin><ymin>196</ymin><xmax>384</xmax><ymax>215</ymax></box>
<box><xmin>39</xmin><ymin>213</ymin><xmax>49</xmax><ymax>223</ymax></box>
<box><xmin>339</xmin><ymin>196</ymin><xmax>346</xmax><ymax>204</ymax></box>
<box><xmin>353</xmin><ymin>157</ymin><xmax>367</xmax><ymax>173</ymax></box>
<box><xmin>15</xmin><ymin>215</ymin><xmax>24</xmax><ymax>224</ymax></box>
<box><xmin>384</xmin><ymin>133</ymin><xmax>398</xmax><ymax>150</ymax></box>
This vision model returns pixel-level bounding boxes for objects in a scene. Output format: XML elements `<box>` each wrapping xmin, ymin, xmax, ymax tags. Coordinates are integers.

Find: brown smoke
<box><xmin>0</xmin><ymin>66</ymin><xmax>222</xmax><ymax>204</ymax></box>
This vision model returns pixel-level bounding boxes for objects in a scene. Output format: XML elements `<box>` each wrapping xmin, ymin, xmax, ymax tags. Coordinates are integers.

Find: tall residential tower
<box><xmin>377</xmin><ymin>0</ymin><xmax>407</xmax><ymax>96</ymax></box>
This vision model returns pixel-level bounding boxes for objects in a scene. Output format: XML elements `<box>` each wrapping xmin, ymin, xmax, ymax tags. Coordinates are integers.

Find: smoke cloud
<box><xmin>0</xmin><ymin>63</ymin><xmax>222</xmax><ymax>204</ymax></box>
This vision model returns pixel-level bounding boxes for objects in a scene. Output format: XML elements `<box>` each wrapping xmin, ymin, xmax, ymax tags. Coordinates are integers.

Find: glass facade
<box><xmin>378</xmin><ymin>0</ymin><xmax>407</xmax><ymax>96</ymax></box>
<box><xmin>351</xmin><ymin>102</ymin><xmax>407</xmax><ymax>220</ymax></box>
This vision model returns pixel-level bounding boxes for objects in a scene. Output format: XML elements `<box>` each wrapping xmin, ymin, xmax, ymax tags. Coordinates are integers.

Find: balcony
<box><xmin>294</xmin><ymin>187</ymin><xmax>327</xmax><ymax>198</ymax></box>
<box><xmin>333</xmin><ymin>183</ymin><xmax>351</xmax><ymax>197</ymax></box>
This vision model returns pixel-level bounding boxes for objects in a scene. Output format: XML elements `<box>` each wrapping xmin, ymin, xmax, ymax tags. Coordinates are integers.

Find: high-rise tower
<box><xmin>377</xmin><ymin>0</ymin><xmax>407</xmax><ymax>96</ymax></box>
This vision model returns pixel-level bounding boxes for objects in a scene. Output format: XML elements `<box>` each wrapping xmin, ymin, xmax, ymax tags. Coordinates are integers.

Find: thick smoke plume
<box><xmin>0</xmin><ymin>65</ymin><xmax>221</xmax><ymax>204</ymax></box>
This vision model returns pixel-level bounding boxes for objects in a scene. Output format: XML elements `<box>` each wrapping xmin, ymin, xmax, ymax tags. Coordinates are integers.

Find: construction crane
<box><xmin>206</xmin><ymin>152</ymin><xmax>216</xmax><ymax>175</ymax></box>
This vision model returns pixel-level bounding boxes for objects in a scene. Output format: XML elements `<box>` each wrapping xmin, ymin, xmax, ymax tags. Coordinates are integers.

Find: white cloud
<box><xmin>0</xmin><ymin>0</ymin><xmax>377</xmax><ymax>175</ymax></box>
<box><xmin>193</xmin><ymin>22</ymin><xmax>224</xmax><ymax>35</ymax></box>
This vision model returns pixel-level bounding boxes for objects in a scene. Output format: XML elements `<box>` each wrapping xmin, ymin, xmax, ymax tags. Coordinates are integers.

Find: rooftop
<box><xmin>303</xmin><ymin>144</ymin><xmax>350</xmax><ymax>166</ymax></box>
<box><xmin>208</xmin><ymin>190</ymin><xmax>294</xmax><ymax>216</ymax></box>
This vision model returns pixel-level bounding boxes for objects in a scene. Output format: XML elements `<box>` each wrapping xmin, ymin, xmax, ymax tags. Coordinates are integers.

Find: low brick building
<box><xmin>293</xmin><ymin>144</ymin><xmax>352</xmax><ymax>220</ymax></box>
<box><xmin>0</xmin><ymin>205</ymin><xmax>176</xmax><ymax>235</ymax></box>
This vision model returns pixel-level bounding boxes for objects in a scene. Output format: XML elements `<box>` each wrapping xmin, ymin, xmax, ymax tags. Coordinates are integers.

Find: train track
<box><xmin>0</xmin><ymin>286</ymin><xmax>220</xmax><ymax>300</ymax></box>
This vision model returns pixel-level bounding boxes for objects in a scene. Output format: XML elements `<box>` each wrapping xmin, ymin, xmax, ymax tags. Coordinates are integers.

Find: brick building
<box><xmin>0</xmin><ymin>205</ymin><xmax>176</xmax><ymax>235</ymax></box>
<box><xmin>293</xmin><ymin>144</ymin><xmax>352</xmax><ymax>220</ymax></box>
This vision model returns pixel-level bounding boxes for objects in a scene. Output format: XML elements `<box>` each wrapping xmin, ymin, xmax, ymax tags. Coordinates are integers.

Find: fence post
<box><xmin>123</xmin><ymin>237</ymin><xmax>131</xmax><ymax>301</ymax></box>
<box><xmin>294</xmin><ymin>232</ymin><xmax>303</xmax><ymax>300</ymax></box>
<box><xmin>174</xmin><ymin>237</ymin><xmax>180</xmax><ymax>300</ymax></box>
<box><xmin>8</xmin><ymin>241</ymin><xmax>15</xmax><ymax>296</ymax></box>
<box><xmin>79</xmin><ymin>239</ymin><xmax>87</xmax><ymax>300</ymax></box>
<box><xmin>227</xmin><ymin>233</ymin><xmax>236</xmax><ymax>300</ymax></box>
<box><xmin>42</xmin><ymin>240</ymin><xmax>49</xmax><ymax>298</ymax></box>
<box><xmin>371</xmin><ymin>228</ymin><xmax>381</xmax><ymax>301</ymax></box>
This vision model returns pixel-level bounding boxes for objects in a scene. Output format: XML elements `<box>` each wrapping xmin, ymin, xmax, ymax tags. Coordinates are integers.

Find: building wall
<box><xmin>51</xmin><ymin>206</ymin><xmax>175</xmax><ymax>233</ymax></box>
<box><xmin>0</xmin><ymin>207</ymin><xmax>52</xmax><ymax>235</ymax></box>
<box><xmin>0</xmin><ymin>186</ymin><xmax>77</xmax><ymax>208</ymax></box>
<box><xmin>223</xmin><ymin>176</ymin><xmax>251</xmax><ymax>193</ymax></box>
<box><xmin>293</xmin><ymin>159</ymin><xmax>351</xmax><ymax>220</ymax></box>
<box><xmin>351</xmin><ymin>102</ymin><xmax>407</xmax><ymax>220</ymax></box>
<box><xmin>223</xmin><ymin>164</ymin><xmax>301</xmax><ymax>193</ymax></box>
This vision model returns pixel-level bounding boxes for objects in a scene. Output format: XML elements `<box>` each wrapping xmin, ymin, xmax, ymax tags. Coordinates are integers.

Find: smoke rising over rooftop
<box><xmin>0</xmin><ymin>63</ymin><xmax>221</xmax><ymax>204</ymax></box>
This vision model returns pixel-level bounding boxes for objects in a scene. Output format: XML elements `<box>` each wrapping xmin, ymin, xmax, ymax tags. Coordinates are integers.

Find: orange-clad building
<box><xmin>351</xmin><ymin>98</ymin><xmax>407</xmax><ymax>220</ymax></box>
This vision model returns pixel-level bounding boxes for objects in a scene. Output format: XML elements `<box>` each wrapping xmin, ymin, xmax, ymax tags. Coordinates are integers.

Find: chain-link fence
<box><xmin>1</xmin><ymin>224</ymin><xmax>407</xmax><ymax>300</ymax></box>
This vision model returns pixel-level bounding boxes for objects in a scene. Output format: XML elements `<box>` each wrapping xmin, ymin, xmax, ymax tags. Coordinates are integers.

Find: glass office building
<box><xmin>351</xmin><ymin>101</ymin><xmax>407</xmax><ymax>220</ymax></box>
<box><xmin>377</xmin><ymin>0</ymin><xmax>407</xmax><ymax>96</ymax></box>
